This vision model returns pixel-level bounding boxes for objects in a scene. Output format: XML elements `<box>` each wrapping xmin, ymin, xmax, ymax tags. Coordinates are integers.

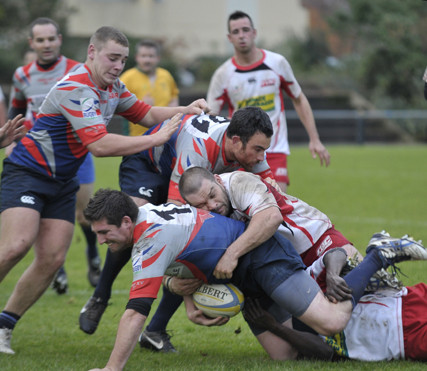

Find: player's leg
<box><xmin>401</xmin><ymin>283</ymin><xmax>427</xmax><ymax>361</ymax></box>
<box><xmin>0</xmin><ymin>215</ymin><xmax>73</xmax><ymax>354</ymax></box>
<box><xmin>0</xmin><ymin>208</ymin><xmax>40</xmax><ymax>281</ymax></box>
<box><xmin>266</xmin><ymin>153</ymin><xmax>289</xmax><ymax>192</ymax></box>
<box><xmin>255</xmin><ymin>319</ymin><xmax>298</xmax><ymax>360</ymax></box>
<box><xmin>79</xmin><ymin>154</ymin><xmax>170</xmax><ymax>334</ymax></box>
<box><xmin>76</xmin><ymin>182</ymin><xmax>101</xmax><ymax>287</ymax></box>
<box><xmin>4</xmin><ymin>217</ymin><xmax>74</xmax><ymax>316</ymax></box>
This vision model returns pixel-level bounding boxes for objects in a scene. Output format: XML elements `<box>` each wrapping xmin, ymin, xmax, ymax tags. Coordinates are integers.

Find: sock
<box><xmin>93</xmin><ymin>247</ymin><xmax>132</xmax><ymax>302</ymax></box>
<box><xmin>343</xmin><ymin>250</ymin><xmax>383</xmax><ymax>307</ymax></box>
<box><xmin>146</xmin><ymin>287</ymin><xmax>183</xmax><ymax>332</ymax></box>
<box><xmin>81</xmin><ymin>224</ymin><xmax>99</xmax><ymax>261</ymax></box>
<box><xmin>0</xmin><ymin>311</ymin><xmax>21</xmax><ymax>330</ymax></box>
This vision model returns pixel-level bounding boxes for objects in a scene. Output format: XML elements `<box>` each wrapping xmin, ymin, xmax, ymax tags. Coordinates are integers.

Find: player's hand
<box><xmin>0</xmin><ymin>114</ymin><xmax>25</xmax><ymax>149</ymax></box>
<box><xmin>243</xmin><ymin>298</ymin><xmax>276</xmax><ymax>331</ymax></box>
<box><xmin>168</xmin><ymin>277</ymin><xmax>203</xmax><ymax>296</ymax></box>
<box><xmin>325</xmin><ymin>273</ymin><xmax>352</xmax><ymax>303</ymax></box>
<box><xmin>423</xmin><ymin>66</ymin><xmax>427</xmax><ymax>82</ymax></box>
<box><xmin>185</xmin><ymin>98</ymin><xmax>211</xmax><ymax>115</ymax></box>
<box><xmin>152</xmin><ymin>113</ymin><xmax>181</xmax><ymax>146</ymax></box>
<box><xmin>185</xmin><ymin>296</ymin><xmax>229</xmax><ymax>326</ymax></box>
<box><xmin>213</xmin><ymin>251</ymin><xmax>238</xmax><ymax>280</ymax></box>
<box><xmin>309</xmin><ymin>139</ymin><xmax>330</xmax><ymax>167</ymax></box>
<box><xmin>188</xmin><ymin>307</ymin><xmax>229</xmax><ymax>327</ymax></box>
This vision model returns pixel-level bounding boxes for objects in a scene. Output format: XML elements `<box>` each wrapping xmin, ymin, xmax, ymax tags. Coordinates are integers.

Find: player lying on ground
<box><xmin>243</xmin><ymin>248</ymin><xmax>427</xmax><ymax>361</ymax></box>
<box><xmin>83</xmin><ymin>189</ymin><xmax>427</xmax><ymax>370</ymax></box>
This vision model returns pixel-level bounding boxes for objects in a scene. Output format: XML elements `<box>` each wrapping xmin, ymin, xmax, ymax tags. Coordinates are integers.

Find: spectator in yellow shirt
<box><xmin>120</xmin><ymin>39</ymin><xmax>179</xmax><ymax>136</ymax></box>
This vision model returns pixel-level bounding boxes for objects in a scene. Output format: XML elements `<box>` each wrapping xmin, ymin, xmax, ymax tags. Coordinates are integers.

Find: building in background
<box><xmin>66</xmin><ymin>0</ymin><xmax>308</xmax><ymax>63</ymax></box>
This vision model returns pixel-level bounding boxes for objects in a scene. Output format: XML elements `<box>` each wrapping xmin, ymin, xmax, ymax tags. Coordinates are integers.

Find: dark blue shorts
<box><xmin>119</xmin><ymin>153</ymin><xmax>170</xmax><ymax>204</ymax></box>
<box><xmin>0</xmin><ymin>159</ymin><xmax>79</xmax><ymax>223</ymax></box>
<box><xmin>77</xmin><ymin>153</ymin><xmax>95</xmax><ymax>185</ymax></box>
<box><xmin>232</xmin><ymin>231</ymin><xmax>306</xmax><ymax>298</ymax></box>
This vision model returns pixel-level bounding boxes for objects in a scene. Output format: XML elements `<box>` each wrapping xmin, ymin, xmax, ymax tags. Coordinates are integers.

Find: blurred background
<box><xmin>1</xmin><ymin>0</ymin><xmax>427</xmax><ymax>143</ymax></box>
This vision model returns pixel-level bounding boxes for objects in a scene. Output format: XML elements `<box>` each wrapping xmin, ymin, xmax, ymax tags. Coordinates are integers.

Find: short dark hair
<box><xmin>84</xmin><ymin>188</ymin><xmax>138</xmax><ymax>227</ymax></box>
<box><xmin>179</xmin><ymin>167</ymin><xmax>216</xmax><ymax>201</ymax></box>
<box><xmin>228</xmin><ymin>10</ymin><xmax>254</xmax><ymax>32</ymax></box>
<box><xmin>29</xmin><ymin>17</ymin><xmax>60</xmax><ymax>38</ymax></box>
<box><xmin>136</xmin><ymin>39</ymin><xmax>161</xmax><ymax>55</ymax></box>
<box><xmin>90</xmin><ymin>26</ymin><xmax>129</xmax><ymax>50</ymax></box>
<box><xmin>226</xmin><ymin>106</ymin><xmax>273</xmax><ymax>145</ymax></box>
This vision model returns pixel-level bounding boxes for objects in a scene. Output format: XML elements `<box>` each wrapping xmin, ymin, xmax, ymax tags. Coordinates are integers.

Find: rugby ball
<box><xmin>192</xmin><ymin>283</ymin><xmax>244</xmax><ymax>318</ymax></box>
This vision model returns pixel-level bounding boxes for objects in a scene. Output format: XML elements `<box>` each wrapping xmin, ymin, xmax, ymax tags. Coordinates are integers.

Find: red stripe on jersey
<box><xmin>133</xmin><ymin>220</ymin><xmax>155</xmax><ymax>243</ymax></box>
<box><xmin>192</xmin><ymin>138</ymin><xmax>203</xmax><ymax>156</ymax></box>
<box><xmin>20</xmin><ymin>136</ymin><xmax>52</xmax><ymax>176</ymax></box>
<box><xmin>57</xmin><ymin>85</ymin><xmax>77</xmax><ymax>91</ymax></box>
<box><xmin>203</xmin><ymin>136</ymin><xmax>221</xmax><ymax>166</ymax></box>
<box><xmin>60</xmin><ymin>104</ymin><xmax>84</xmax><ymax>118</ymax></box>
<box><xmin>75</xmin><ymin>124</ymin><xmax>108</xmax><ymax>147</ymax></box>
<box><xmin>142</xmin><ymin>245</ymin><xmax>166</xmax><ymax>269</ymax></box>
<box><xmin>129</xmin><ymin>276</ymin><xmax>163</xmax><ymax>299</ymax></box>
<box><xmin>280</xmin><ymin>75</ymin><xmax>296</xmax><ymax>99</ymax></box>
<box><xmin>174</xmin><ymin>259</ymin><xmax>208</xmax><ymax>282</ymax></box>
<box><xmin>11</xmin><ymin>97</ymin><xmax>27</xmax><ymax>109</ymax></box>
<box><xmin>118</xmin><ymin>100</ymin><xmax>151</xmax><ymax>123</ymax></box>
<box><xmin>65</xmin><ymin>59</ymin><xmax>80</xmax><ymax>73</ymax></box>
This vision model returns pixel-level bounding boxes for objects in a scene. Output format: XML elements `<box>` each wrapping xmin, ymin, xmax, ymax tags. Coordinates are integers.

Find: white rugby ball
<box><xmin>192</xmin><ymin>283</ymin><xmax>244</xmax><ymax>318</ymax></box>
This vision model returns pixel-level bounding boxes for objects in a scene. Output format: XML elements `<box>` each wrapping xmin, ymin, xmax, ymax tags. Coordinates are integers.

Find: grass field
<box><xmin>1</xmin><ymin>144</ymin><xmax>426</xmax><ymax>370</ymax></box>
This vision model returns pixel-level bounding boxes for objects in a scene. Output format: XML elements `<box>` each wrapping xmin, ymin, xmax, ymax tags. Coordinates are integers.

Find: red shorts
<box><xmin>402</xmin><ymin>283</ymin><xmax>427</xmax><ymax>360</ymax></box>
<box><xmin>266</xmin><ymin>153</ymin><xmax>289</xmax><ymax>185</ymax></box>
<box><xmin>300</xmin><ymin>227</ymin><xmax>352</xmax><ymax>292</ymax></box>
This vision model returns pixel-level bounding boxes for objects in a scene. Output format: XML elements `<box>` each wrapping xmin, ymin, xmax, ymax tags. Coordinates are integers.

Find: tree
<box><xmin>327</xmin><ymin>0</ymin><xmax>427</xmax><ymax>108</ymax></box>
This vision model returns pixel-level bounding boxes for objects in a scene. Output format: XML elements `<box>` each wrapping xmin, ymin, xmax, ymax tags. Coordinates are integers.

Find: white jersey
<box><xmin>325</xmin><ymin>288</ymin><xmax>406</xmax><ymax>361</ymax></box>
<box><xmin>207</xmin><ymin>49</ymin><xmax>302</xmax><ymax>155</ymax></box>
<box><xmin>220</xmin><ymin>172</ymin><xmax>331</xmax><ymax>254</ymax></box>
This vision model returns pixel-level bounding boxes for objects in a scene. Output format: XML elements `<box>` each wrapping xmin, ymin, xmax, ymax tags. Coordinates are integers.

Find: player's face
<box><xmin>135</xmin><ymin>46</ymin><xmax>159</xmax><ymax>75</ymax></box>
<box><xmin>233</xmin><ymin>132</ymin><xmax>270</xmax><ymax>171</ymax></box>
<box><xmin>29</xmin><ymin>24</ymin><xmax>62</xmax><ymax>65</ymax></box>
<box><xmin>89</xmin><ymin>40</ymin><xmax>129</xmax><ymax>89</ymax></box>
<box><xmin>227</xmin><ymin>17</ymin><xmax>257</xmax><ymax>54</ymax></box>
<box><xmin>91</xmin><ymin>217</ymin><xmax>133</xmax><ymax>253</ymax></box>
<box><xmin>185</xmin><ymin>176</ymin><xmax>231</xmax><ymax>216</ymax></box>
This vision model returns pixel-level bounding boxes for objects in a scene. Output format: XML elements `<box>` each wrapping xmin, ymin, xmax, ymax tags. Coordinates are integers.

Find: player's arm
<box><xmin>91</xmin><ymin>309</ymin><xmax>146</xmax><ymax>371</ymax></box>
<box><xmin>137</xmin><ymin>98</ymin><xmax>210</xmax><ymax>128</ymax></box>
<box><xmin>86</xmin><ymin>113</ymin><xmax>181</xmax><ymax>157</ymax></box>
<box><xmin>243</xmin><ymin>298</ymin><xmax>336</xmax><ymax>361</ymax></box>
<box><xmin>290</xmin><ymin>92</ymin><xmax>330</xmax><ymax>167</ymax></box>
<box><xmin>214</xmin><ymin>206</ymin><xmax>283</xmax><ymax>280</ymax></box>
<box><xmin>322</xmin><ymin>248</ymin><xmax>352</xmax><ymax>303</ymax></box>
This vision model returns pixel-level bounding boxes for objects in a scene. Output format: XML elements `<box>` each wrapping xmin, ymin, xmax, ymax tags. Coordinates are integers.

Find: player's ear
<box><xmin>121</xmin><ymin>215</ymin><xmax>133</xmax><ymax>229</ymax></box>
<box><xmin>214</xmin><ymin>174</ymin><xmax>223</xmax><ymax>186</ymax></box>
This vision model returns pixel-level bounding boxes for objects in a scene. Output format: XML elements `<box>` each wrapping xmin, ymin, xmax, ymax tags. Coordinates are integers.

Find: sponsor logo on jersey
<box><xmin>80</xmin><ymin>97</ymin><xmax>98</xmax><ymax>119</ymax></box>
<box><xmin>237</xmin><ymin>93</ymin><xmax>275</xmax><ymax>112</ymax></box>
<box><xmin>261</xmin><ymin>78</ymin><xmax>275</xmax><ymax>87</ymax></box>
<box><xmin>316</xmin><ymin>235</ymin><xmax>333</xmax><ymax>256</ymax></box>
<box><xmin>248</xmin><ymin>77</ymin><xmax>256</xmax><ymax>84</ymax></box>
<box><xmin>20</xmin><ymin>195</ymin><xmax>35</xmax><ymax>205</ymax></box>
<box><xmin>139</xmin><ymin>187</ymin><xmax>153</xmax><ymax>197</ymax></box>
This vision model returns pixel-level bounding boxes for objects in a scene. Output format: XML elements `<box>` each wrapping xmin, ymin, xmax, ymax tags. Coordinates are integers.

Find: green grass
<box><xmin>1</xmin><ymin>145</ymin><xmax>426</xmax><ymax>370</ymax></box>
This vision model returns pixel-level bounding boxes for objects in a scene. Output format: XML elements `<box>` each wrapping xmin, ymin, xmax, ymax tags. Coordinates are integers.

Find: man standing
<box><xmin>7</xmin><ymin>17</ymin><xmax>100</xmax><ymax>292</ymax></box>
<box><xmin>120</xmin><ymin>39</ymin><xmax>179</xmax><ymax>136</ymax></box>
<box><xmin>207</xmin><ymin>10</ymin><xmax>330</xmax><ymax>192</ymax></box>
<box><xmin>0</xmin><ymin>25</ymin><xmax>208</xmax><ymax>355</ymax></box>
